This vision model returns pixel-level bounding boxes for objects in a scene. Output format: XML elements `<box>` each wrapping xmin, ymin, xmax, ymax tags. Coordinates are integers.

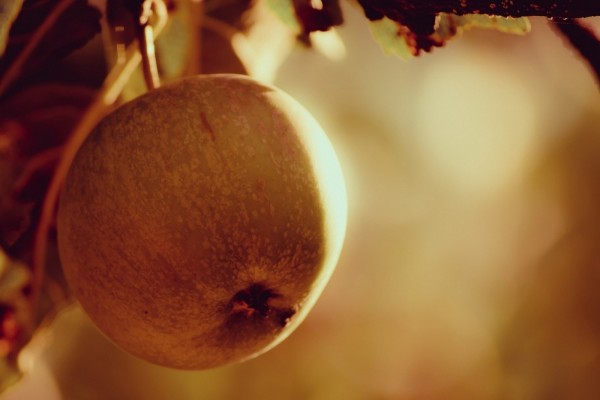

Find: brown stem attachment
<box><xmin>137</xmin><ymin>23</ymin><xmax>161</xmax><ymax>89</ymax></box>
<box><xmin>129</xmin><ymin>0</ymin><xmax>166</xmax><ymax>90</ymax></box>
<box><xmin>551</xmin><ymin>19</ymin><xmax>600</xmax><ymax>87</ymax></box>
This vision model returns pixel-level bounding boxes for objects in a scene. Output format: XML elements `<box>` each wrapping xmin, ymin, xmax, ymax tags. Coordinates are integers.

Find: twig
<box><xmin>356</xmin><ymin>0</ymin><xmax>600</xmax><ymax>20</ymax></box>
<box><xmin>133</xmin><ymin>0</ymin><xmax>166</xmax><ymax>90</ymax></box>
<box><xmin>29</xmin><ymin>5</ymin><xmax>168</xmax><ymax>311</ymax></box>
<box><xmin>354</xmin><ymin>0</ymin><xmax>600</xmax><ymax>37</ymax></box>
<box><xmin>29</xmin><ymin>46</ymin><xmax>138</xmax><ymax>311</ymax></box>
<box><xmin>550</xmin><ymin>19</ymin><xmax>600</xmax><ymax>87</ymax></box>
<box><xmin>138</xmin><ymin>24</ymin><xmax>161</xmax><ymax>89</ymax></box>
<box><xmin>0</xmin><ymin>0</ymin><xmax>75</xmax><ymax>97</ymax></box>
<box><xmin>13</xmin><ymin>146</ymin><xmax>63</xmax><ymax>196</ymax></box>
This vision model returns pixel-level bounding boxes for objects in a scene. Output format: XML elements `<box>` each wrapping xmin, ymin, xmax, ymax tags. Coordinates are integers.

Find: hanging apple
<box><xmin>56</xmin><ymin>74</ymin><xmax>347</xmax><ymax>369</ymax></box>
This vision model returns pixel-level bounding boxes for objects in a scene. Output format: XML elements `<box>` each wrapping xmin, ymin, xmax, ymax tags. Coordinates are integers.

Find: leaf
<box><xmin>0</xmin><ymin>83</ymin><xmax>95</xmax><ymax>249</ymax></box>
<box><xmin>368</xmin><ymin>16</ymin><xmax>414</xmax><ymax>58</ymax></box>
<box><xmin>368</xmin><ymin>13</ymin><xmax>531</xmax><ymax>57</ymax></box>
<box><xmin>0</xmin><ymin>82</ymin><xmax>89</xmax><ymax>392</ymax></box>
<box><xmin>231</xmin><ymin>0</ymin><xmax>298</xmax><ymax>80</ymax></box>
<box><xmin>146</xmin><ymin>0</ymin><xmax>296</xmax><ymax>88</ymax></box>
<box><xmin>0</xmin><ymin>249</ymin><xmax>32</xmax><ymax>393</ymax></box>
<box><xmin>0</xmin><ymin>0</ymin><xmax>24</xmax><ymax>57</ymax></box>
<box><xmin>0</xmin><ymin>0</ymin><xmax>102</xmax><ymax>88</ymax></box>
<box><xmin>0</xmin><ymin>120</ymin><xmax>27</xmax><ymax>248</ymax></box>
<box><xmin>434</xmin><ymin>13</ymin><xmax>531</xmax><ymax>41</ymax></box>
<box><xmin>265</xmin><ymin>0</ymin><xmax>343</xmax><ymax>42</ymax></box>
<box><xmin>266</xmin><ymin>0</ymin><xmax>301</xmax><ymax>35</ymax></box>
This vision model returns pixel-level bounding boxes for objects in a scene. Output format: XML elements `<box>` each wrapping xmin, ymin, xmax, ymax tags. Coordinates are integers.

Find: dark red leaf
<box><xmin>0</xmin><ymin>0</ymin><xmax>102</xmax><ymax>91</ymax></box>
<box><xmin>0</xmin><ymin>83</ymin><xmax>94</xmax><ymax>253</ymax></box>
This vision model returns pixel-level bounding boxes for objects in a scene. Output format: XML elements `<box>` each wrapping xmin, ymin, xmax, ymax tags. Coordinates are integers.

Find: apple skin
<box><xmin>56</xmin><ymin>74</ymin><xmax>347</xmax><ymax>369</ymax></box>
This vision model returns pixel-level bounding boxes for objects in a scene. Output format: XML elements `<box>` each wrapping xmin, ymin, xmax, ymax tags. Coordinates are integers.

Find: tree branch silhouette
<box><xmin>357</xmin><ymin>0</ymin><xmax>600</xmax><ymax>21</ymax></box>
<box><xmin>551</xmin><ymin>19</ymin><xmax>600</xmax><ymax>86</ymax></box>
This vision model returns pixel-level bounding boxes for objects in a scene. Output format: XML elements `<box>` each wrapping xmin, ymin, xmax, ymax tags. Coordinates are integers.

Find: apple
<box><xmin>56</xmin><ymin>74</ymin><xmax>347</xmax><ymax>369</ymax></box>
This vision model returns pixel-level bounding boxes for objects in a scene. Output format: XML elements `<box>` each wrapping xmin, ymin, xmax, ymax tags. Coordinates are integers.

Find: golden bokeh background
<box><xmin>4</xmin><ymin>3</ymin><xmax>600</xmax><ymax>399</ymax></box>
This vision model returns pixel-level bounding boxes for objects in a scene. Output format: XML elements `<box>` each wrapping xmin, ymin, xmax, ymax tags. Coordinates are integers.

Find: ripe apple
<box><xmin>56</xmin><ymin>74</ymin><xmax>347</xmax><ymax>369</ymax></box>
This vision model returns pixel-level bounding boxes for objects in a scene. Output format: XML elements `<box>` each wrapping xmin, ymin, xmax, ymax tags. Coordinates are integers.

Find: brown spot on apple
<box><xmin>200</xmin><ymin>112</ymin><xmax>216</xmax><ymax>141</ymax></box>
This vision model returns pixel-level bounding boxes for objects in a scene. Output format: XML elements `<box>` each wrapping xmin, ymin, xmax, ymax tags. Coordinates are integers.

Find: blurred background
<box><xmin>4</xmin><ymin>2</ymin><xmax>600</xmax><ymax>399</ymax></box>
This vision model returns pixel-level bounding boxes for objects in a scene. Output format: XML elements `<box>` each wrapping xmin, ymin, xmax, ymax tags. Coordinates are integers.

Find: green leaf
<box><xmin>368</xmin><ymin>16</ymin><xmax>413</xmax><ymax>59</ymax></box>
<box><xmin>368</xmin><ymin>13</ymin><xmax>531</xmax><ymax>58</ymax></box>
<box><xmin>265</xmin><ymin>0</ymin><xmax>301</xmax><ymax>35</ymax></box>
<box><xmin>435</xmin><ymin>13</ymin><xmax>531</xmax><ymax>41</ymax></box>
<box><xmin>0</xmin><ymin>0</ymin><xmax>24</xmax><ymax>57</ymax></box>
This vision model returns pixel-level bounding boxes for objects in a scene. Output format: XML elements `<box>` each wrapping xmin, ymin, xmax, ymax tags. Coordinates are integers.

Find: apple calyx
<box><xmin>229</xmin><ymin>283</ymin><xmax>295</xmax><ymax>327</ymax></box>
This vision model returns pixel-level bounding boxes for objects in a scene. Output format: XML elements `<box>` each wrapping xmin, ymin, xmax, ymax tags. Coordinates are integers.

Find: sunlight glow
<box><xmin>310</xmin><ymin>0</ymin><xmax>324</xmax><ymax>10</ymax></box>
<box><xmin>311</xmin><ymin>29</ymin><xmax>347</xmax><ymax>61</ymax></box>
<box><xmin>3</xmin><ymin>360</ymin><xmax>62</xmax><ymax>400</ymax></box>
<box><xmin>414</xmin><ymin>50</ymin><xmax>540</xmax><ymax>196</ymax></box>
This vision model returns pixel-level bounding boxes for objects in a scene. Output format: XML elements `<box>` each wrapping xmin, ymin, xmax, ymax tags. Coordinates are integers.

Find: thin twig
<box><xmin>0</xmin><ymin>0</ymin><xmax>75</xmax><ymax>97</ymax></box>
<box><xmin>29</xmin><ymin>49</ymin><xmax>137</xmax><ymax>311</ymax></box>
<box><xmin>550</xmin><ymin>19</ymin><xmax>600</xmax><ymax>87</ymax></box>
<box><xmin>356</xmin><ymin>0</ymin><xmax>600</xmax><ymax>19</ymax></box>
<box><xmin>29</xmin><ymin>4</ymin><xmax>168</xmax><ymax>311</ymax></box>
<box><xmin>134</xmin><ymin>0</ymin><xmax>166</xmax><ymax>90</ymax></box>
<box><xmin>138</xmin><ymin>24</ymin><xmax>161</xmax><ymax>89</ymax></box>
<box><xmin>13</xmin><ymin>146</ymin><xmax>63</xmax><ymax>195</ymax></box>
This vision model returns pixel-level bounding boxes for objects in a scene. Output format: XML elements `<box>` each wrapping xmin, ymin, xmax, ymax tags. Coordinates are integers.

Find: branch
<box><xmin>355</xmin><ymin>1</ymin><xmax>600</xmax><ymax>37</ymax></box>
<box><xmin>551</xmin><ymin>19</ymin><xmax>600</xmax><ymax>87</ymax></box>
<box><xmin>357</xmin><ymin>0</ymin><xmax>600</xmax><ymax>20</ymax></box>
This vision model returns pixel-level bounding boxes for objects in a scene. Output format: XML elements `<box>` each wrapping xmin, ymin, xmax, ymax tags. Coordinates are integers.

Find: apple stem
<box><xmin>134</xmin><ymin>0</ymin><xmax>166</xmax><ymax>90</ymax></box>
<box><xmin>138</xmin><ymin>24</ymin><xmax>161</xmax><ymax>89</ymax></box>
